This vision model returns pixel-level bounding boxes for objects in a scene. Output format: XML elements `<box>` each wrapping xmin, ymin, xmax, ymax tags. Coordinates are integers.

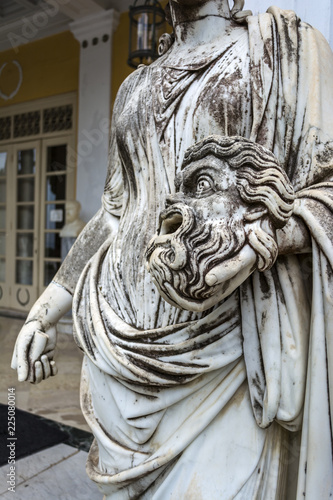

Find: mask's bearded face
<box><xmin>145</xmin><ymin>156</ymin><xmax>250</xmax><ymax>311</ymax></box>
<box><xmin>146</xmin><ymin>136</ymin><xmax>294</xmax><ymax>312</ymax></box>
<box><xmin>146</xmin><ymin>203</ymin><xmax>247</xmax><ymax>309</ymax></box>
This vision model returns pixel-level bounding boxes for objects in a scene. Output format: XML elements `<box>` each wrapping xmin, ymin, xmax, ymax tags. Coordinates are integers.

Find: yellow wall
<box><xmin>0</xmin><ymin>13</ymin><xmax>139</xmax><ymax>112</ymax></box>
<box><xmin>0</xmin><ymin>3</ymin><xmax>171</xmax><ymax>109</ymax></box>
<box><xmin>0</xmin><ymin>31</ymin><xmax>79</xmax><ymax>108</ymax></box>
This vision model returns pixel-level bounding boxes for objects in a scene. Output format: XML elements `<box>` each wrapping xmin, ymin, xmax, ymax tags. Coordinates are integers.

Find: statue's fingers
<box><xmin>34</xmin><ymin>361</ymin><xmax>43</xmax><ymax>384</ymax></box>
<box><xmin>50</xmin><ymin>360</ymin><xmax>58</xmax><ymax>377</ymax></box>
<box><xmin>205</xmin><ymin>260</ymin><xmax>241</xmax><ymax>286</ymax></box>
<box><xmin>206</xmin><ymin>246</ymin><xmax>256</xmax><ymax>286</ymax></box>
<box><xmin>29</xmin><ymin>331</ymin><xmax>48</xmax><ymax>361</ymax></box>
<box><xmin>11</xmin><ymin>343</ymin><xmax>18</xmax><ymax>370</ymax></box>
<box><xmin>18</xmin><ymin>331</ymin><xmax>48</xmax><ymax>382</ymax></box>
<box><xmin>17</xmin><ymin>342</ymin><xmax>31</xmax><ymax>382</ymax></box>
<box><xmin>41</xmin><ymin>355</ymin><xmax>51</xmax><ymax>379</ymax></box>
<box><xmin>45</xmin><ymin>349</ymin><xmax>55</xmax><ymax>360</ymax></box>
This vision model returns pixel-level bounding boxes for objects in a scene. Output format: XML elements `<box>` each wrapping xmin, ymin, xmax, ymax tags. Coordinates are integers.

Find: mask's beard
<box><xmin>146</xmin><ymin>204</ymin><xmax>247</xmax><ymax>304</ymax></box>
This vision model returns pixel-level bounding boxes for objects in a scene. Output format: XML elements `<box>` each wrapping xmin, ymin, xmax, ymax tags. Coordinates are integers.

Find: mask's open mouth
<box><xmin>159</xmin><ymin>209</ymin><xmax>183</xmax><ymax>236</ymax></box>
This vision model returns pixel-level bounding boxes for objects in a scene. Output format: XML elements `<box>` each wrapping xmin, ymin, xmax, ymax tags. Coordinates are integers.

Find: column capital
<box><xmin>70</xmin><ymin>9</ymin><xmax>120</xmax><ymax>45</ymax></box>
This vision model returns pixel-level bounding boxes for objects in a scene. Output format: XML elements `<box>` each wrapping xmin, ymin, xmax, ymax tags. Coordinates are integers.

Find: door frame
<box><xmin>10</xmin><ymin>140</ymin><xmax>41</xmax><ymax>311</ymax></box>
<box><xmin>39</xmin><ymin>135</ymin><xmax>76</xmax><ymax>293</ymax></box>
<box><xmin>0</xmin><ymin>93</ymin><xmax>77</xmax><ymax>312</ymax></box>
<box><xmin>0</xmin><ymin>145</ymin><xmax>13</xmax><ymax>308</ymax></box>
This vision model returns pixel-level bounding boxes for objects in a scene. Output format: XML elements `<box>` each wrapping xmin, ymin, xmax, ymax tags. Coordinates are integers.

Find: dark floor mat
<box><xmin>0</xmin><ymin>404</ymin><xmax>93</xmax><ymax>466</ymax></box>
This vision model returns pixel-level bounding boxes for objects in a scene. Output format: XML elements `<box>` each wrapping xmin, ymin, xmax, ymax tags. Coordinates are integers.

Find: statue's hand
<box><xmin>11</xmin><ymin>321</ymin><xmax>58</xmax><ymax>384</ymax></box>
<box><xmin>205</xmin><ymin>245</ymin><xmax>257</xmax><ymax>287</ymax></box>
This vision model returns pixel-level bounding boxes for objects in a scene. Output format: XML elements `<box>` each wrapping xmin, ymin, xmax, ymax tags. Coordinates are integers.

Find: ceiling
<box><xmin>0</xmin><ymin>0</ymin><xmax>133</xmax><ymax>52</ymax></box>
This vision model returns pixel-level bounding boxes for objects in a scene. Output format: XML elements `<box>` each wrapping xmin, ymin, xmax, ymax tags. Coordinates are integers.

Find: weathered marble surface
<box><xmin>11</xmin><ymin>1</ymin><xmax>333</xmax><ymax>498</ymax></box>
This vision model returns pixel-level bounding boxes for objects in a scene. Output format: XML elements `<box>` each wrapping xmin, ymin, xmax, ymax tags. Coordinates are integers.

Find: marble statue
<box><xmin>11</xmin><ymin>1</ymin><xmax>333</xmax><ymax>498</ymax></box>
<box><xmin>59</xmin><ymin>200</ymin><xmax>86</xmax><ymax>261</ymax></box>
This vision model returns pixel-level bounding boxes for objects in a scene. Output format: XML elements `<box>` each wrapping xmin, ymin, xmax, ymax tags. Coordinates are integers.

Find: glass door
<box><xmin>40</xmin><ymin>136</ymin><xmax>75</xmax><ymax>291</ymax></box>
<box><xmin>11</xmin><ymin>141</ymin><xmax>40</xmax><ymax>310</ymax></box>
<box><xmin>0</xmin><ymin>146</ymin><xmax>11</xmax><ymax>308</ymax></box>
<box><xmin>0</xmin><ymin>137</ymin><xmax>76</xmax><ymax>313</ymax></box>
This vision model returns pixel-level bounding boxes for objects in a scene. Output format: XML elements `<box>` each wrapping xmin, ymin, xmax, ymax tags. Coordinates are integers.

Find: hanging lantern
<box><xmin>128</xmin><ymin>0</ymin><xmax>166</xmax><ymax>69</ymax></box>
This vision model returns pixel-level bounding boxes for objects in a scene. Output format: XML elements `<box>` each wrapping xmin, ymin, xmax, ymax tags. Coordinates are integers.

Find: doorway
<box><xmin>0</xmin><ymin>137</ymin><xmax>75</xmax><ymax>311</ymax></box>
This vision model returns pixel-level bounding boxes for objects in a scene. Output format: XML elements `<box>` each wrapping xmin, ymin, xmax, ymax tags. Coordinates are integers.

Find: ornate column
<box><xmin>70</xmin><ymin>9</ymin><xmax>120</xmax><ymax>221</ymax></box>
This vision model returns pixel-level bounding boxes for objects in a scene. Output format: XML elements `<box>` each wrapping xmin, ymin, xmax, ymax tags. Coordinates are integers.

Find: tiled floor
<box><xmin>0</xmin><ymin>444</ymin><xmax>101</xmax><ymax>499</ymax></box>
<box><xmin>0</xmin><ymin>314</ymin><xmax>98</xmax><ymax>499</ymax></box>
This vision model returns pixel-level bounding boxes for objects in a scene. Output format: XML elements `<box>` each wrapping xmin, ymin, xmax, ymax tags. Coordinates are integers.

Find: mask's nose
<box><xmin>165</xmin><ymin>192</ymin><xmax>185</xmax><ymax>207</ymax></box>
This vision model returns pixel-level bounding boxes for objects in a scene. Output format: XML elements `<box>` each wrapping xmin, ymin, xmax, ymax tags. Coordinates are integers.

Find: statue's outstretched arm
<box><xmin>11</xmin><ymin>206</ymin><xmax>119</xmax><ymax>384</ymax></box>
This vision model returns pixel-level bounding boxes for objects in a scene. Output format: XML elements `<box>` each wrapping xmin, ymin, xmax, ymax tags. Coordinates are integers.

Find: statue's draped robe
<box><xmin>73</xmin><ymin>8</ymin><xmax>333</xmax><ymax>499</ymax></box>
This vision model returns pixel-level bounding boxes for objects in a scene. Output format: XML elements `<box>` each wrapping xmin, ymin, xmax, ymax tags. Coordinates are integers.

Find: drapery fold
<box><xmin>243</xmin><ymin>7</ymin><xmax>333</xmax><ymax>497</ymax></box>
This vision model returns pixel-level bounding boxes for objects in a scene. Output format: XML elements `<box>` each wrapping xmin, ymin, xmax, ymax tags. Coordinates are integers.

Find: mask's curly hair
<box><xmin>181</xmin><ymin>135</ymin><xmax>295</xmax><ymax>229</ymax></box>
<box><xmin>181</xmin><ymin>135</ymin><xmax>295</xmax><ymax>272</ymax></box>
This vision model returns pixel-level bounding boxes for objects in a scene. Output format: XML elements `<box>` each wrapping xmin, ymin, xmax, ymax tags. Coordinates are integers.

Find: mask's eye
<box><xmin>196</xmin><ymin>175</ymin><xmax>214</xmax><ymax>196</ymax></box>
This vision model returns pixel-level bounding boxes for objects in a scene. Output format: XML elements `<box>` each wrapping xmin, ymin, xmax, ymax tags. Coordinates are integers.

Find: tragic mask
<box><xmin>146</xmin><ymin>135</ymin><xmax>295</xmax><ymax>312</ymax></box>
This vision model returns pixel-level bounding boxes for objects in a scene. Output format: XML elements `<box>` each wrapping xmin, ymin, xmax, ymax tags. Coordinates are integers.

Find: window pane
<box><xmin>17</xmin><ymin>149</ymin><xmax>36</xmax><ymax>175</ymax></box>
<box><xmin>47</xmin><ymin>145</ymin><xmax>67</xmax><ymax>172</ymax></box>
<box><xmin>44</xmin><ymin>261</ymin><xmax>60</xmax><ymax>286</ymax></box>
<box><xmin>46</xmin><ymin>175</ymin><xmax>66</xmax><ymax>201</ymax></box>
<box><xmin>0</xmin><ymin>233</ymin><xmax>5</xmax><ymax>255</ymax></box>
<box><xmin>16</xmin><ymin>233</ymin><xmax>33</xmax><ymax>258</ymax></box>
<box><xmin>17</xmin><ymin>206</ymin><xmax>34</xmax><ymax>230</ymax></box>
<box><xmin>45</xmin><ymin>233</ymin><xmax>61</xmax><ymax>258</ymax></box>
<box><xmin>0</xmin><ymin>207</ymin><xmax>5</xmax><ymax>230</ymax></box>
<box><xmin>17</xmin><ymin>178</ymin><xmax>35</xmax><ymax>202</ymax></box>
<box><xmin>16</xmin><ymin>260</ymin><xmax>33</xmax><ymax>285</ymax></box>
<box><xmin>0</xmin><ymin>258</ymin><xmax>5</xmax><ymax>282</ymax></box>
<box><xmin>45</xmin><ymin>204</ymin><xmax>65</xmax><ymax>230</ymax></box>
<box><xmin>0</xmin><ymin>179</ymin><xmax>5</xmax><ymax>202</ymax></box>
<box><xmin>0</xmin><ymin>152</ymin><xmax>7</xmax><ymax>175</ymax></box>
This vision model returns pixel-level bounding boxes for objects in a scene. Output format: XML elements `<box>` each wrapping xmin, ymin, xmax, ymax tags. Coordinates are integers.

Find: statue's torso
<box><xmin>103</xmin><ymin>29</ymin><xmax>252</xmax><ymax>329</ymax></box>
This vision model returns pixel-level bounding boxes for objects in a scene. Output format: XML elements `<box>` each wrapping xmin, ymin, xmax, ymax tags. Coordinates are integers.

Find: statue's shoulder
<box><xmin>265</xmin><ymin>5</ymin><xmax>327</xmax><ymax>40</ymax></box>
<box><xmin>251</xmin><ymin>5</ymin><xmax>332</xmax><ymax>54</ymax></box>
<box><xmin>113</xmin><ymin>65</ymin><xmax>149</xmax><ymax>112</ymax></box>
<box><xmin>249</xmin><ymin>5</ymin><xmax>300</xmax><ymax>31</ymax></box>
